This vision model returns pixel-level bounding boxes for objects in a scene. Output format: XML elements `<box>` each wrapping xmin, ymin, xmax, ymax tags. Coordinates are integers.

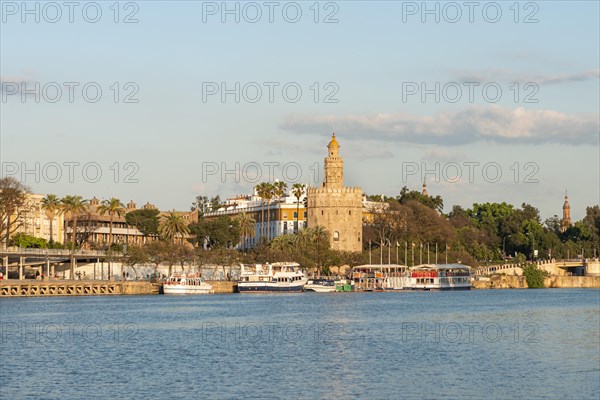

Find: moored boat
<box><xmin>163</xmin><ymin>273</ymin><xmax>214</xmax><ymax>294</ymax></box>
<box><xmin>238</xmin><ymin>262</ymin><xmax>307</xmax><ymax>293</ymax></box>
<box><xmin>408</xmin><ymin>264</ymin><xmax>472</xmax><ymax>290</ymax></box>
<box><xmin>304</xmin><ymin>278</ymin><xmax>336</xmax><ymax>292</ymax></box>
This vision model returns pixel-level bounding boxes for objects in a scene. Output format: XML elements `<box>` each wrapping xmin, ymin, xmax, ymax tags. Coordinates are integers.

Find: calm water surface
<box><xmin>1</xmin><ymin>289</ymin><xmax>599</xmax><ymax>399</ymax></box>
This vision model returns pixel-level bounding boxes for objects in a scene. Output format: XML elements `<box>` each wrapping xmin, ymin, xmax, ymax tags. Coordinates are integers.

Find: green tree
<box><xmin>125</xmin><ymin>208</ymin><xmax>160</xmax><ymax>241</ymax></box>
<box><xmin>9</xmin><ymin>233</ymin><xmax>48</xmax><ymax>248</ymax></box>
<box><xmin>97</xmin><ymin>198</ymin><xmax>126</xmax><ymax>249</ymax></box>
<box><xmin>61</xmin><ymin>195</ymin><xmax>89</xmax><ymax>278</ymax></box>
<box><xmin>292</xmin><ymin>183</ymin><xmax>305</xmax><ymax>233</ymax></box>
<box><xmin>0</xmin><ymin>177</ymin><xmax>31</xmax><ymax>247</ymax></box>
<box><xmin>189</xmin><ymin>216</ymin><xmax>240</xmax><ymax>249</ymax></box>
<box><xmin>310</xmin><ymin>225</ymin><xmax>331</xmax><ymax>273</ymax></box>
<box><xmin>237</xmin><ymin>212</ymin><xmax>256</xmax><ymax>251</ymax></box>
<box><xmin>41</xmin><ymin>194</ymin><xmax>61</xmax><ymax>244</ymax></box>
<box><xmin>397</xmin><ymin>186</ymin><xmax>444</xmax><ymax>213</ymax></box>
<box><xmin>122</xmin><ymin>245</ymin><xmax>149</xmax><ymax>279</ymax></box>
<box><xmin>256</xmin><ymin>182</ymin><xmax>274</xmax><ymax>241</ymax></box>
<box><xmin>191</xmin><ymin>195</ymin><xmax>209</xmax><ymax>216</ymax></box>
<box><xmin>159</xmin><ymin>211</ymin><xmax>191</xmax><ymax>244</ymax></box>
<box><xmin>522</xmin><ymin>263</ymin><xmax>548</xmax><ymax>288</ymax></box>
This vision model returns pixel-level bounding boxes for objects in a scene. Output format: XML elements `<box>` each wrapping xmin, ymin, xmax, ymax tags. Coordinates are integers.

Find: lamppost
<box><xmin>502</xmin><ymin>235</ymin><xmax>512</xmax><ymax>258</ymax></box>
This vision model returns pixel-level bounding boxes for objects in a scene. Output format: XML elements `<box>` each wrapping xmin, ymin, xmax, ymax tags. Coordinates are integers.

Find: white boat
<box><xmin>352</xmin><ymin>264</ymin><xmax>410</xmax><ymax>291</ymax></box>
<box><xmin>238</xmin><ymin>262</ymin><xmax>307</xmax><ymax>293</ymax></box>
<box><xmin>304</xmin><ymin>279</ymin><xmax>336</xmax><ymax>293</ymax></box>
<box><xmin>408</xmin><ymin>264</ymin><xmax>472</xmax><ymax>290</ymax></box>
<box><xmin>163</xmin><ymin>273</ymin><xmax>214</xmax><ymax>294</ymax></box>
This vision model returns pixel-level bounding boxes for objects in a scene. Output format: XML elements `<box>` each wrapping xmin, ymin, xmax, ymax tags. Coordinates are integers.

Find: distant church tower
<box><xmin>307</xmin><ymin>134</ymin><xmax>363</xmax><ymax>252</ymax></box>
<box><xmin>422</xmin><ymin>180</ymin><xmax>429</xmax><ymax>197</ymax></box>
<box><xmin>560</xmin><ymin>191</ymin><xmax>572</xmax><ymax>232</ymax></box>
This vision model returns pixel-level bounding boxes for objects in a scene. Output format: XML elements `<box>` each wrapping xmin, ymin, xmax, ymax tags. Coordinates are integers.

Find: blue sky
<box><xmin>1</xmin><ymin>1</ymin><xmax>599</xmax><ymax>221</ymax></box>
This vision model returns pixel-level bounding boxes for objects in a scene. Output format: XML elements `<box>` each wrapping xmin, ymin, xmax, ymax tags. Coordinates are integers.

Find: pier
<box><xmin>0</xmin><ymin>280</ymin><xmax>159</xmax><ymax>297</ymax></box>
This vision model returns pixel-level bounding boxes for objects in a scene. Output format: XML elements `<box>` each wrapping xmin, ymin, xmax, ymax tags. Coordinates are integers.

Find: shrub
<box><xmin>522</xmin><ymin>264</ymin><xmax>548</xmax><ymax>288</ymax></box>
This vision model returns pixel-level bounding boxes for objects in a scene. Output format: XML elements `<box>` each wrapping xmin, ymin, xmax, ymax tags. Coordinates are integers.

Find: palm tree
<box><xmin>60</xmin><ymin>195</ymin><xmax>89</xmax><ymax>279</ymax></box>
<box><xmin>291</xmin><ymin>183</ymin><xmax>305</xmax><ymax>233</ymax></box>
<box><xmin>237</xmin><ymin>211</ymin><xmax>256</xmax><ymax>252</ymax></box>
<box><xmin>255</xmin><ymin>182</ymin><xmax>270</xmax><ymax>242</ymax></box>
<box><xmin>159</xmin><ymin>210</ymin><xmax>191</xmax><ymax>244</ymax></box>
<box><xmin>41</xmin><ymin>194</ymin><xmax>61</xmax><ymax>244</ymax></box>
<box><xmin>270</xmin><ymin>235</ymin><xmax>295</xmax><ymax>253</ymax></box>
<box><xmin>263</xmin><ymin>183</ymin><xmax>275</xmax><ymax>241</ymax></box>
<box><xmin>310</xmin><ymin>225</ymin><xmax>330</xmax><ymax>274</ymax></box>
<box><xmin>97</xmin><ymin>198</ymin><xmax>126</xmax><ymax>250</ymax></box>
<box><xmin>294</xmin><ymin>228</ymin><xmax>312</xmax><ymax>253</ymax></box>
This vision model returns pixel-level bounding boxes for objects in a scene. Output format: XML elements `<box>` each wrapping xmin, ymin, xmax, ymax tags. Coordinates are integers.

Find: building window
<box><xmin>333</xmin><ymin>231</ymin><xmax>339</xmax><ymax>241</ymax></box>
<box><xmin>304</xmin><ymin>212</ymin><xmax>307</xmax><ymax>218</ymax></box>
<box><xmin>293</xmin><ymin>211</ymin><xmax>298</xmax><ymax>218</ymax></box>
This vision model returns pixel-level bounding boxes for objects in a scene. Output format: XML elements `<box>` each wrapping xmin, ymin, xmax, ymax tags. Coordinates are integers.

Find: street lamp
<box><xmin>502</xmin><ymin>235</ymin><xmax>512</xmax><ymax>258</ymax></box>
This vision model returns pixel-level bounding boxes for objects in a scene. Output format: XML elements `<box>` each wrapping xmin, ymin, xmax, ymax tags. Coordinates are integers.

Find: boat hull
<box><xmin>238</xmin><ymin>283</ymin><xmax>305</xmax><ymax>293</ymax></box>
<box><xmin>163</xmin><ymin>285</ymin><xmax>214</xmax><ymax>294</ymax></box>
<box><xmin>409</xmin><ymin>285</ymin><xmax>471</xmax><ymax>291</ymax></box>
<box><xmin>304</xmin><ymin>285</ymin><xmax>336</xmax><ymax>293</ymax></box>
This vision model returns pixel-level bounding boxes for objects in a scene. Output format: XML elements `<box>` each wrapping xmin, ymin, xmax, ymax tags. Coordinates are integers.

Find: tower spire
<box><xmin>560</xmin><ymin>190</ymin><xmax>572</xmax><ymax>232</ymax></box>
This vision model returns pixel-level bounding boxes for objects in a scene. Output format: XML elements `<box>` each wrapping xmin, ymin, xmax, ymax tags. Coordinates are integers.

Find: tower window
<box><xmin>333</xmin><ymin>231</ymin><xmax>340</xmax><ymax>241</ymax></box>
<box><xmin>321</xmin><ymin>210</ymin><xmax>324</xmax><ymax>216</ymax></box>
<box><xmin>349</xmin><ymin>210</ymin><xmax>351</xmax><ymax>215</ymax></box>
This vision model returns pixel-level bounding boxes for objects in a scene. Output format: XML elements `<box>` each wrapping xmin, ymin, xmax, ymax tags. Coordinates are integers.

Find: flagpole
<box><xmin>369</xmin><ymin>240</ymin><xmax>372</xmax><ymax>265</ymax></box>
<box><xmin>411</xmin><ymin>243</ymin><xmax>414</xmax><ymax>266</ymax></box>
<box><xmin>388</xmin><ymin>242</ymin><xmax>391</xmax><ymax>265</ymax></box>
<box><xmin>405</xmin><ymin>242</ymin><xmax>407</xmax><ymax>266</ymax></box>
<box><xmin>435</xmin><ymin>243</ymin><xmax>438</xmax><ymax>264</ymax></box>
<box><xmin>427</xmin><ymin>242</ymin><xmax>430</xmax><ymax>264</ymax></box>
<box><xmin>380</xmin><ymin>241</ymin><xmax>383</xmax><ymax>265</ymax></box>
<box><xmin>419</xmin><ymin>243</ymin><xmax>422</xmax><ymax>265</ymax></box>
<box><xmin>396</xmin><ymin>242</ymin><xmax>399</xmax><ymax>265</ymax></box>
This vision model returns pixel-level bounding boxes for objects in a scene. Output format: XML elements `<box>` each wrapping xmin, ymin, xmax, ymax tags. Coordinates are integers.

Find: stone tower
<box><xmin>307</xmin><ymin>134</ymin><xmax>363</xmax><ymax>252</ymax></box>
<box><xmin>560</xmin><ymin>191</ymin><xmax>572</xmax><ymax>232</ymax></box>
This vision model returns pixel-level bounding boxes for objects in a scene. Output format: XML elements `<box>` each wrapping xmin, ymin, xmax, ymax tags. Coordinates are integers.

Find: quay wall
<box><xmin>206</xmin><ymin>280</ymin><xmax>238</xmax><ymax>293</ymax></box>
<box><xmin>473</xmin><ymin>275</ymin><xmax>600</xmax><ymax>289</ymax></box>
<box><xmin>0</xmin><ymin>280</ymin><xmax>159</xmax><ymax>297</ymax></box>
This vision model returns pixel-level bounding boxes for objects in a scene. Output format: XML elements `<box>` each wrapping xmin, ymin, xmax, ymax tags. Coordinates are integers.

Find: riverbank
<box><xmin>0</xmin><ymin>279</ymin><xmax>237</xmax><ymax>297</ymax></box>
<box><xmin>473</xmin><ymin>275</ymin><xmax>600</xmax><ymax>289</ymax></box>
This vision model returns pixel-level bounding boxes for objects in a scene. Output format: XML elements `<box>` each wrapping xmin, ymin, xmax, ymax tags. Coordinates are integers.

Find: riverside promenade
<box><xmin>0</xmin><ymin>279</ymin><xmax>237</xmax><ymax>297</ymax></box>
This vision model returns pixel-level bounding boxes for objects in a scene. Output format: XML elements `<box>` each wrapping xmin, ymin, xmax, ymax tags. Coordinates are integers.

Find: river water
<box><xmin>1</xmin><ymin>289</ymin><xmax>599</xmax><ymax>399</ymax></box>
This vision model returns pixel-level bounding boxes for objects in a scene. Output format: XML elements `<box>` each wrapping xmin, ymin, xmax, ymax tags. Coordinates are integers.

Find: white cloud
<box><xmin>454</xmin><ymin>69</ymin><xmax>600</xmax><ymax>85</ymax></box>
<box><xmin>279</xmin><ymin>106</ymin><xmax>599</xmax><ymax>146</ymax></box>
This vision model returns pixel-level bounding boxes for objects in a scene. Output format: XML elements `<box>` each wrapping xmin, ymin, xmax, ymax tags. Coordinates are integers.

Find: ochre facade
<box><xmin>307</xmin><ymin>134</ymin><xmax>363</xmax><ymax>252</ymax></box>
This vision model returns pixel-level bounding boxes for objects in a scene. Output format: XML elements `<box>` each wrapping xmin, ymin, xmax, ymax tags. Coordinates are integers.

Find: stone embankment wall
<box><xmin>0</xmin><ymin>280</ymin><xmax>160</xmax><ymax>297</ymax></box>
<box><xmin>473</xmin><ymin>275</ymin><xmax>600</xmax><ymax>289</ymax></box>
<box><xmin>206</xmin><ymin>280</ymin><xmax>238</xmax><ymax>293</ymax></box>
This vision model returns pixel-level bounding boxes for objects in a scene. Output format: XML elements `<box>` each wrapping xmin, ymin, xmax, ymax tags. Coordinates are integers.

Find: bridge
<box><xmin>475</xmin><ymin>258</ymin><xmax>600</xmax><ymax>277</ymax></box>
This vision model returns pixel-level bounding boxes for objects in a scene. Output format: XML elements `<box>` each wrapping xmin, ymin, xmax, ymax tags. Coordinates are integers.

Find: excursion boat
<box><xmin>352</xmin><ymin>264</ymin><xmax>410</xmax><ymax>291</ymax></box>
<box><xmin>304</xmin><ymin>279</ymin><xmax>336</xmax><ymax>293</ymax></box>
<box><xmin>163</xmin><ymin>273</ymin><xmax>214</xmax><ymax>294</ymax></box>
<box><xmin>238</xmin><ymin>262</ymin><xmax>307</xmax><ymax>293</ymax></box>
<box><xmin>408</xmin><ymin>264</ymin><xmax>472</xmax><ymax>290</ymax></box>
